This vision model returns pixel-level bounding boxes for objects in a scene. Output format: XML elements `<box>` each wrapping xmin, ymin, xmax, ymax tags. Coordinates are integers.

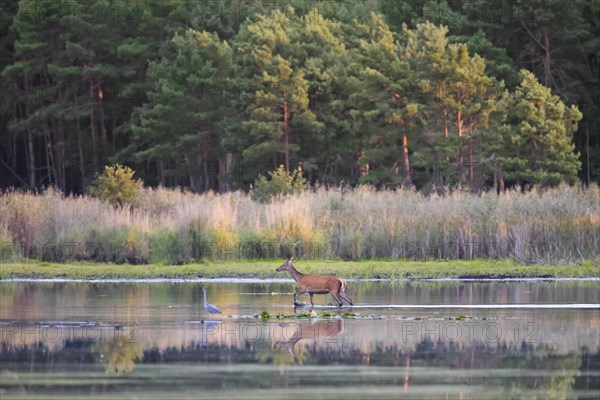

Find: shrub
<box><xmin>252</xmin><ymin>165</ymin><xmax>308</xmax><ymax>203</ymax></box>
<box><xmin>149</xmin><ymin>230</ymin><xmax>185</xmax><ymax>264</ymax></box>
<box><xmin>0</xmin><ymin>227</ymin><xmax>18</xmax><ymax>263</ymax></box>
<box><xmin>89</xmin><ymin>164</ymin><xmax>143</xmax><ymax>207</ymax></box>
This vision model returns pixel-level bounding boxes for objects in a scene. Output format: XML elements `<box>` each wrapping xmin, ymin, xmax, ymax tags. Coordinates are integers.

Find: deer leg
<box><xmin>309</xmin><ymin>293</ymin><xmax>315</xmax><ymax>306</ymax></box>
<box><xmin>330</xmin><ymin>292</ymin><xmax>343</xmax><ymax>307</ymax></box>
<box><xmin>340</xmin><ymin>292</ymin><xmax>353</xmax><ymax>306</ymax></box>
<box><xmin>294</xmin><ymin>289</ymin><xmax>307</xmax><ymax>307</ymax></box>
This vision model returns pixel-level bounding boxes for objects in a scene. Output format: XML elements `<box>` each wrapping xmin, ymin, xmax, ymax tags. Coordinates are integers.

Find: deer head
<box><xmin>276</xmin><ymin>257</ymin><xmax>294</xmax><ymax>272</ymax></box>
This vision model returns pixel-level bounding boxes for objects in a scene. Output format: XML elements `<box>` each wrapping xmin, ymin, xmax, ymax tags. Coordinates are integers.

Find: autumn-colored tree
<box><xmin>88</xmin><ymin>164</ymin><xmax>142</xmax><ymax>207</ymax></box>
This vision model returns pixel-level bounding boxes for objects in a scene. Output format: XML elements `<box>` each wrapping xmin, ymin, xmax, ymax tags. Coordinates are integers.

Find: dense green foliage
<box><xmin>1</xmin><ymin>0</ymin><xmax>598</xmax><ymax>193</ymax></box>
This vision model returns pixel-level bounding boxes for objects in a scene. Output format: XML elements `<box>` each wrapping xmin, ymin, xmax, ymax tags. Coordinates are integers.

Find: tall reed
<box><xmin>1</xmin><ymin>185</ymin><xmax>598</xmax><ymax>264</ymax></box>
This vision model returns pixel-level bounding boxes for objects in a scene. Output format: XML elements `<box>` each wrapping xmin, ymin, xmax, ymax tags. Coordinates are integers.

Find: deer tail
<box><xmin>339</xmin><ymin>278</ymin><xmax>347</xmax><ymax>293</ymax></box>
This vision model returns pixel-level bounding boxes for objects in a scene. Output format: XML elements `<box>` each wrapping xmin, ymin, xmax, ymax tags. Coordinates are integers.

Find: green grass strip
<box><xmin>1</xmin><ymin>259</ymin><xmax>598</xmax><ymax>280</ymax></box>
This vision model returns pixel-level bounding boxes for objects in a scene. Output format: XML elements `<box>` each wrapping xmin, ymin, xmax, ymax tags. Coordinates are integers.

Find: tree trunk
<box><xmin>203</xmin><ymin>132</ymin><xmax>210</xmax><ymax>192</ymax></box>
<box><xmin>443</xmin><ymin>108</ymin><xmax>449</xmax><ymax>137</ymax></box>
<box><xmin>43</xmin><ymin>76</ymin><xmax>57</xmax><ymax>188</ymax></box>
<box><xmin>187</xmin><ymin>154</ymin><xmax>197</xmax><ymax>193</ymax></box>
<box><xmin>543</xmin><ymin>27</ymin><xmax>553</xmax><ymax>88</ymax></box>
<box><xmin>354</xmin><ymin>149</ymin><xmax>363</xmax><ymax>179</ymax></box>
<box><xmin>219</xmin><ymin>152</ymin><xmax>233</xmax><ymax>193</ymax></box>
<box><xmin>12</xmin><ymin>130</ymin><xmax>17</xmax><ymax>187</ymax></box>
<box><xmin>468</xmin><ymin>136</ymin><xmax>474</xmax><ymax>184</ymax></box>
<box><xmin>99</xmin><ymin>104</ymin><xmax>108</xmax><ymax>143</ymax></box>
<box><xmin>27</xmin><ymin>129</ymin><xmax>35</xmax><ymax>188</ymax></box>
<box><xmin>58</xmin><ymin>119</ymin><xmax>66</xmax><ymax>193</ymax></box>
<box><xmin>457</xmin><ymin>109</ymin><xmax>464</xmax><ymax>184</ymax></box>
<box><xmin>24</xmin><ymin>78</ymin><xmax>36</xmax><ymax>188</ymax></box>
<box><xmin>402</xmin><ymin>134</ymin><xmax>412</xmax><ymax>187</ymax></box>
<box><xmin>226</xmin><ymin>152</ymin><xmax>232</xmax><ymax>178</ymax></box>
<box><xmin>219</xmin><ymin>159</ymin><xmax>225</xmax><ymax>194</ymax></box>
<box><xmin>585</xmin><ymin>121</ymin><xmax>590</xmax><ymax>186</ymax></box>
<box><xmin>10</xmin><ymin>103</ymin><xmax>18</xmax><ymax>187</ymax></box>
<box><xmin>111</xmin><ymin>115</ymin><xmax>117</xmax><ymax>151</ymax></box>
<box><xmin>361</xmin><ymin>163</ymin><xmax>369</xmax><ymax>177</ymax></box>
<box><xmin>97</xmin><ymin>85</ymin><xmax>108</xmax><ymax>143</ymax></box>
<box><xmin>44</xmin><ymin>128</ymin><xmax>55</xmax><ymax>187</ymax></box>
<box><xmin>76</xmin><ymin>115</ymin><xmax>86</xmax><ymax>191</ymax></box>
<box><xmin>523</xmin><ymin>23</ymin><xmax>553</xmax><ymax>90</ymax></box>
<box><xmin>89</xmin><ymin>78</ymin><xmax>98</xmax><ymax>169</ymax></box>
<box><xmin>158</xmin><ymin>159</ymin><xmax>165</xmax><ymax>186</ymax></box>
<box><xmin>494</xmin><ymin>171</ymin><xmax>505</xmax><ymax>194</ymax></box>
<box><xmin>283</xmin><ymin>99</ymin><xmax>290</xmax><ymax>172</ymax></box>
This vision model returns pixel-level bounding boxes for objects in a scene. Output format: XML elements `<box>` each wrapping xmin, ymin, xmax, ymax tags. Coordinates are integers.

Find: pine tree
<box><xmin>501</xmin><ymin>70</ymin><xmax>582</xmax><ymax>186</ymax></box>
<box><xmin>293</xmin><ymin>9</ymin><xmax>347</xmax><ymax>184</ymax></box>
<box><xmin>2</xmin><ymin>0</ymin><xmax>67</xmax><ymax>189</ymax></box>
<box><xmin>349</xmin><ymin>13</ymin><xmax>421</xmax><ymax>188</ymax></box>
<box><xmin>402</xmin><ymin>23</ymin><xmax>501</xmax><ymax>190</ymax></box>
<box><xmin>125</xmin><ymin>29</ymin><xmax>234</xmax><ymax>191</ymax></box>
<box><xmin>235</xmin><ymin>9</ymin><xmax>316</xmax><ymax>174</ymax></box>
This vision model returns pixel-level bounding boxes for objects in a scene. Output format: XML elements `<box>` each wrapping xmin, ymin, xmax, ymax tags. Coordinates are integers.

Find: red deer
<box><xmin>276</xmin><ymin>257</ymin><xmax>353</xmax><ymax>307</ymax></box>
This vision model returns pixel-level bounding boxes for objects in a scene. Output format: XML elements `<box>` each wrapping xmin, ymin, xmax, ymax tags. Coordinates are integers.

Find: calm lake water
<box><xmin>0</xmin><ymin>279</ymin><xmax>599</xmax><ymax>399</ymax></box>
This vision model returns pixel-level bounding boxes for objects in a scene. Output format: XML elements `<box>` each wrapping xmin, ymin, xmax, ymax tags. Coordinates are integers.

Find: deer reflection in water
<box><xmin>273</xmin><ymin>318</ymin><xmax>346</xmax><ymax>365</ymax></box>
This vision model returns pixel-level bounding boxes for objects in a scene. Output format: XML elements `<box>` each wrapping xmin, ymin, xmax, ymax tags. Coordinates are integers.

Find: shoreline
<box><xmin>2</xmin><ymin>277</ymin><xmax>599</xmax><ymax>283</ymax></box>
<box><xmin>1</xmin><ymin>259</ymin><xmax>599</xmax><ymax>281</ymax></box>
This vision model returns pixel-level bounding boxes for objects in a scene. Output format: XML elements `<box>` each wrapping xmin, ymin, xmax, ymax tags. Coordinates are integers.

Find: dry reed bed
<box><xmin>1</xmin><ymin>185</ymin><xmax>598</xmax><ymax>264</ymax></box>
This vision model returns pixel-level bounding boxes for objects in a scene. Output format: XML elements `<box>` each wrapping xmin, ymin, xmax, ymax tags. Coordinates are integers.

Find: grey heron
<box><xmin>202</xmin><ymin>287</ymin><xmax>221</xmax><ymax>314</ymax></box>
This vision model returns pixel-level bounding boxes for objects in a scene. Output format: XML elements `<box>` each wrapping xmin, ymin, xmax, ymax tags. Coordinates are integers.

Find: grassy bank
<box><xmin>1</xmin><ymin>259</ymin><xmax>598</xmax><ymax>280</ymax></box>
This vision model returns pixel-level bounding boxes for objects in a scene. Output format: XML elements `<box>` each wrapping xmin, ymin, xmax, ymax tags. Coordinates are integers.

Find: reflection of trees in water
<box><xmin>0</xmin><ymin>338</ymin><xmax>142</xmax><ymax>375</ymax></box>
<box><xmin>575</xmin><ymin>346</ymin><xmax>600</xmax><ymax>395</ymax></box>
<box><xmin>93</xmin><ymin>339</ymin><xmax>143</xmax><ymax>375</ymax></box>
<box><xmin>409</xmin><ymin>340</ymin><xmax>584</xmax><ymax>399</ymax></box>
<box><xmin>3</xmin><ymin>339</ymin><xmax>598</xmax><ymax>397</ymax></box>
